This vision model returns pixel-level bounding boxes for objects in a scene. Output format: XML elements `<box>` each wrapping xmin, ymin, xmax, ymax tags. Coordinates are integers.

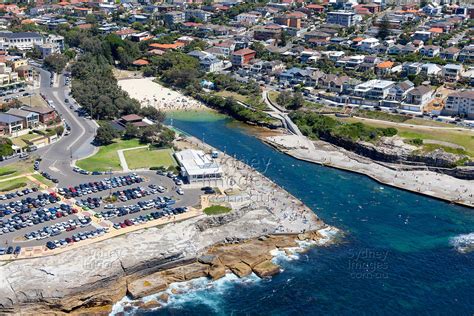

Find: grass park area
<box><xmin>31</xmin><ymin>173</ymin><xmax>54</xmax><ymax>187</ymax></box>
<box><xmin>0</xmin><ymin>177</ymin><xmax>29</xmax><ymax>192</ymax></box>
<box><xmin>0</xmin><ymin>160</ymin><xmax>34</xmax><ymax>180</ymax></box>
<box><xmin>339</xmin><ymin>116</ymin><xmax>474</xmax><ymax>157</ymax></box>
<box><xmin>124</xmin><ymin>147</ymin><xmax>177</xmax><ymax>170</ymax></box>
<box><xmin>203</xmin><ymin>205</ymin><xmax>231</xmax><ymax>216</ymax></box>
<box><xmin>216</xmin><ymin>90</ymin><xmax>253</xmax><ymax>104</ymax></box>
<box><xmin>76</xmin><ymin>138</ymin><xmax>142</xmax><ymax>172</ymax></box>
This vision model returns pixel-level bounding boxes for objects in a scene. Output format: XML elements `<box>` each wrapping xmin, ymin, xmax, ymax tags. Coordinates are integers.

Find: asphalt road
<box><xmin>0</xmin><ymin>66</ymin><xmax>98</xmax><ymax>176</ymax></box>
<box><xmin>34</xmin><ymin>67</ymin><xmax>98</xmax><ymax>181</ymax></box>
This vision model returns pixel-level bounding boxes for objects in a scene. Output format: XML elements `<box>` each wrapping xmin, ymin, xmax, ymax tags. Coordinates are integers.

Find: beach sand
<box><xmin>118</xmin><ymin>78</ymin><xmax>206</xmax><ymax>112</ymax></box>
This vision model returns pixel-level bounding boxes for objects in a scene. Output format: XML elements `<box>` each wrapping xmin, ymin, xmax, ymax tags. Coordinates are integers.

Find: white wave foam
<box><xmin>450</xmin><ymin>233</ymin><xmax>474</xmax><ymax>253</ymax></box>
<box><xmin>110</xmin><ymin>273</ymin><xmax>261</xmax><ymax>315</ymax></box>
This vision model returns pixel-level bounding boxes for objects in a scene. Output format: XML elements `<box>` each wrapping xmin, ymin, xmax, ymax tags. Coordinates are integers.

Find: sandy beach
<box><xmin>264</xmin><ymin>135</ymin><xmax>474</xmax><ymax>208</ymax></box>
<box><xmin>118</xmin><ymin>78</ymin><xmax>206</xmax><ymax>112</ymax></box>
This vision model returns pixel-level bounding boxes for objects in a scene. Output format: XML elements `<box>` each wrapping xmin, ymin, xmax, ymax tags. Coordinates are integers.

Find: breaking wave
<box><xmin>450</xmin><ymin>233</ymin><xmax>474</xmax><ymax>253</ymax></box>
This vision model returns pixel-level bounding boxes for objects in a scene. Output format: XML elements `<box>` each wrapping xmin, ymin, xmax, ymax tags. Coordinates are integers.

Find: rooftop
<box><xmin>175</xmin><ymin>149</ymin><xmax>222</xmax><ymax>177</ymax></box>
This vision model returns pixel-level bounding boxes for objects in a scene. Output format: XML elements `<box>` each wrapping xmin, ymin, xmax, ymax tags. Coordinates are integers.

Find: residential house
<box><xmin>185</xmin><ymin>9</ymin><xmax>211</xmax><ymax>22</ymax></box>
<box><xmin>440</xmin><ymin>47</ymin><xmax>460</xmax><ymax>61</ymax></box>
<box><xmin>6</xmin><ymin>108</ymin><xmax>40</xmax><ymax>129</ymax></box>
<box><xmin>236</xmin><ymin>13</ymin><xmax>260</xmax><ymax>25</ymax></box>
<box><xmin>318</xmin><ymin>74</ymin><xmax>351</xmax><ymax>93</ymax></box>
<box><xmin>421</xmin><ymin>63</ymin><xmax>442</xmax><ymax>77</ymax></box>
<box><xmin>305</xmin><ymin>4</ymin><xmax>325</xmax><ymax>14</ymax></box>
<box><xmin>0</xmin><ymin>113</ymin><xmax>23</xmax><ymax>135</ymax></box>
<box><xmin>212</xmin><ymin>40</ymin><xmax>236</xmax><ymax>56</ymax></box>
<box><xmin>254</xmin><ymin>25</ymin><xmax>282</xmax><ymax>41</ymax></box>
<box><xmin>231</xmin><ymin>48</ymin><xmax>256</xmax><ymax>67</ymax></box>
<box><xmin>388</xmin><ymin>44</ymin><xmax>403</xmax><ymax>55</ymax></box>
<box><xmin>251</xmin><ymin>60</ymin><xmax>285</xmax><ymax>75</ymax></box>
<box><xmin>279</xmin><ymin>67</ymin><xmax>312</xmax><ymax>85</ymax></box>
<box><xmin>419</xmin><ymin>45</ymin><xmax>440</xmax><ymax>58</ymax></box>
<box><xmin>458</xmin><ymin>45</ymin><xmax>474</xmax><ymax>63</ymax></box>
<box><xmin>387</xmin><ymin>80</ymin><xmax>414</xmax><ymax>102</ymax></box>
<box><xmin>188</xmin><ymin>50</ymin><xmax>225</xmax><ymax>72</ymax></box>
<box><xmin>358</xmin><ymin>38</ymin><xmax>380</xmax><ymax>53</ymax></box>
<box><xmin>114</xmin><ymin>28</ymin><xmax>139</xmax><ymax>40</ymax></box>
<box><xmin>412</xmin><ymin>31</ymin><xmax>431</xmax><ymax>42</ymax></box>
<box><xmin>20</xmin><ymin>106</ymin><xmax>57</xmax><ymax>124</ymax></box>
<box><xmin>443</xmin><ymin>90</ymin><xmax>474</xmax><ymax>119</ymax></box>
<box><xmin>402</xmin><ymin>85</ymin><xmax>434</xmax><ymax>111</ymax></box>
<box><xmin>402</xmin><ymin>62</ymin><xmax>423</xmax><ymax>76</ymax></box>
<box><xmin>353</xmin><ymin>79</ymin><xmax>395</xmax><ymax>100</ymax></box>
<box><xmin>442</xmin><ymin>64</ymin><xmax>463</xmax><ymax>82</ymax></box>
<box><xmin>375</xmin><ymin>61</ymin><xmax>395</xmax><ymax>76</ymax></box>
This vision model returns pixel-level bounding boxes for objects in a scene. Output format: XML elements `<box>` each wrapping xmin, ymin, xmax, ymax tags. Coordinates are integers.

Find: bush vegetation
<box><xmin>203</xmin><ymin>205</ymin><xmax>232</xmax><ymax>216</ymax></box>
<box><xmin>290</xmin><ymin>111</ymin><xmax>398</xmax><ymax>142</ymax></box>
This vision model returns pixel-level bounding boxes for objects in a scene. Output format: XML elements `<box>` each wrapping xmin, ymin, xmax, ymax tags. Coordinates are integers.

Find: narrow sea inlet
<box><xmin>135</xmin><ymin>110</ymin><xmax>474</xmax><ymax>315</ymax></box>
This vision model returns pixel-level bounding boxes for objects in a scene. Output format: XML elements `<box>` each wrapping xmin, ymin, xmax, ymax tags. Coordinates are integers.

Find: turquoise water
<box><xmin>141</xmin><ymin>111</ymin><xmax>474</xmax><ymax>315</ymax></box>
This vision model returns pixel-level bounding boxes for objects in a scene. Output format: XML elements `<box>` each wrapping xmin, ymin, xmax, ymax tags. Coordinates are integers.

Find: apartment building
<box><xmin>231</xmin><ymin>48</ymin><xmax>256</xmax><ymax>67</ymax></box>
<box><xmin>443</xmin><ymin>90</ymin><xmax>474</xmax><ymax>119</ymax></box>
<box><xmin>327</xmin><ymin>11</ymin><xmax>357</xmax><ymax>27</ymax></box>
<box><xmin>0</xmin><ymin>32</ymin><xmax>43</xmax><ymax>50</ymax></box>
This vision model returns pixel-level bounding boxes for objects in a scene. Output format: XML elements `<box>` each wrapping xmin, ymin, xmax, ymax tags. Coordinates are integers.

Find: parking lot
<box><xmin>0</xmin><ymin>171</ymin><xmax>202</xmax><ymax>256</ymax></box>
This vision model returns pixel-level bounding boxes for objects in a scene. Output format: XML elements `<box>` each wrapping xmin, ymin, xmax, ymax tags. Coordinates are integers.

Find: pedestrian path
<box><xmin>117</xmin><ymin>145</ymin><xmax>148</xmax><ymax>172</ymax></box>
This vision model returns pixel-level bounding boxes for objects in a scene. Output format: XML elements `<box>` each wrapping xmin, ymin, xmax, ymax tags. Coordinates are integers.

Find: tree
<box><xmin>288</xmin><ymin>92</ymin><xmax>304</xmax><ymax>110</ymax></box>
<box><xmin>55</xmin><ymin>126</ymin><xmax>64</xmax><ymax>136</ymax></box>
<box><xmin>123</xmin><ymin>123</ymin><xmax>140</xmax><ymax>140</ymax></box>
<box><xmin>276</xmin><ymin>91</ymin><xmax>292</xmax><ymax>107</ymax></box>
<box><xmin>155</xmin><ymin>128</ymin><xmax>175</xmax><ymax>148</ymax></box>
<box><xmin>0</xmin><ymin>138</ymin><xmax>13</xmax><ymax>157</ymax></box>
<box><xmin>280</xmin><ymin>30</ymin><xmax>288</xmax><ymax>47</ymax></box>
<box><xmin>377</xmin><ymin>16</ymin><xmax>391</xmax><ymax>40</ymax></box>
<box><xmin>95</xmin><ymin>123</ymin><xmax>119</xmax><ymax>145</ymax></box>
<box><xmin>140</xmin><ymin>125</ymin><xmax>162</xmax><ymax>144</ymax></box>
<box><xmin>139</xmin><ymin>106</ymin><xmax>166</xmax><ymax>122</ymax></box>
<box><xmin>44</xmin><ymin>53</ymin><xmax>69</xmax><ymax>73</ymax></box>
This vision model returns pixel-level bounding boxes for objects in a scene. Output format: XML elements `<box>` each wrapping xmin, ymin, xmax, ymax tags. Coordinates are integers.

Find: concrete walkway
<box><xmin>117</xmin><ymin>145</ymin><xmax>148</xmax><ymax>172</ymax></box>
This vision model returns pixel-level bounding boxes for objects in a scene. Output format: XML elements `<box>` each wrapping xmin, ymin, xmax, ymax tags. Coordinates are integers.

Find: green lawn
<box><xmin>203</xmin><ymin>205</ymin><xmax>231</xmax><ymax>216</ymax></box>
<box><xmin>0</xmin><ymin>160</ymin><xmax>34</xmax><ymax>180</ymax></box>
<box><xmin>216</xmin><ymin>91</ymin><xmax>252</xmax><ymax>103</ymax></box>
<box><xmin>268</xmin><ymin>90</ymin><xmax>280</xmax><ymax>105</ymax></box>
<box><xmin>124</xmin><ymin>147</ymin><xmax>177</xmax><ymax>170</ymax></box>
<box><xmin>339</xmin><ymin>117</ymin><xmax>474</xmax><ymax>157</ymax></box>
<box><xmin>76</xmin><ymin>138</ymin><xmax>142</xmax><ymax>172</ymax></box>
<box><xmin>0</xmin><ymin>177</ymin><xmax>29</xmax><ymax>192</ymax></box>
<box><xmin>31</xmin><ymin>173</ymin><xmax>54</xmax><ymax>187</ymax></box>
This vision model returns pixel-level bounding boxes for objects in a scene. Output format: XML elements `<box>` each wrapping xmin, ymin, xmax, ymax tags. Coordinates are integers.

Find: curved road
<box><xmin>34</xmin><ymin>67</ymin><xmax>98</xmax><ymax>176</ymax></box>
<box><xmin>0</xmin><ymin>67</ymin><xmax>98</xmax><ymax>182</ymax></box>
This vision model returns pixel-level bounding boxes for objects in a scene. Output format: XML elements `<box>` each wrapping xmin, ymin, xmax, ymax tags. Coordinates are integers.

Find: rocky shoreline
<box><xmin>0</xmin><ymin>137</ymin><xmax>337</xmax><ymax>315</ymax></box>
<box><xmin>263</xmin><ymin>135</ymin><xmax>474</xmax><ymax>209</ymax></box>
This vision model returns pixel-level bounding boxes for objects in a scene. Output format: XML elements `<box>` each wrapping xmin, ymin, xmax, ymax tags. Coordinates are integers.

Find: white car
<box><xmin>176</xmin><ymin>188</ymin><xmax>184</xmax><ymax>195</ymax></box>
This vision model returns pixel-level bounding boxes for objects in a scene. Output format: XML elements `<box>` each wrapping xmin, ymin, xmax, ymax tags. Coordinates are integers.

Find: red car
<box><xmin>124</xmin><ymin>219</ymin><xmax>134</xmax><ymax>226</ymax></box>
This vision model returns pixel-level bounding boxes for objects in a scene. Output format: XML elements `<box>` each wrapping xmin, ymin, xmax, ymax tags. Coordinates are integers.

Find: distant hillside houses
<box><xmin>0</xmin><ymin>32</ymin><xmax>64</xmax><ymax>57</ymax></box>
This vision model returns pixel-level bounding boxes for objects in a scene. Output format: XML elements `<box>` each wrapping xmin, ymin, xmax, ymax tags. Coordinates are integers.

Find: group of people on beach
<box><xmin>139</xmin><ymin>94</ymin><xmax>204</xmax><ymax>112</ymax></box>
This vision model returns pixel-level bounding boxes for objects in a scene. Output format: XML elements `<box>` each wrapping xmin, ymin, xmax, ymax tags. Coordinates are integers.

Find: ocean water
<box><xmin>134</xmin><ymin>111</ymin><xmax>474</xmax><ymax>315</ymax></box>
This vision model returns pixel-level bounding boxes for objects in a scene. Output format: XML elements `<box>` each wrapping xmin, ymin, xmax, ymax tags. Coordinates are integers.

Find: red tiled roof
<box><xmin>132</xmin><ymin>59</ymin><xmax>149</xmax><ymax>66</ymax></box>
<box><xmin>232</xmin><ymin>48</ymin><xmax>255</xmax><ymax>56</ymax></box>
